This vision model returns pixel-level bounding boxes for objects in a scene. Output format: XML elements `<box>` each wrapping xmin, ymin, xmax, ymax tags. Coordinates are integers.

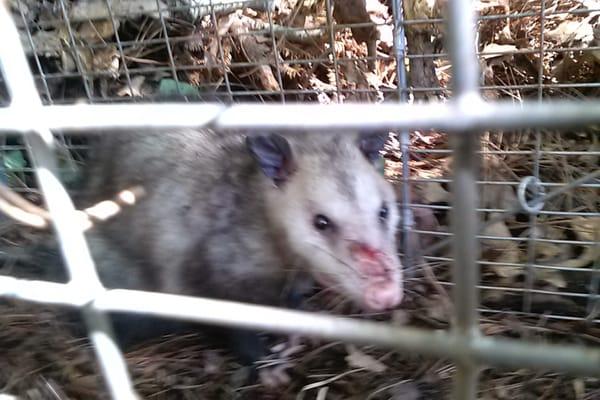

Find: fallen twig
<box><xmin>0</xmin><ymin>182</ymin><xmax>146</xmax><ymax>232</ymax></box>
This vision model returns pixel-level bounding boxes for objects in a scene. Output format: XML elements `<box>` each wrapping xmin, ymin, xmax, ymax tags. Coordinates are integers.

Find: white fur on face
<box><xmin>265</xmin><ymin>139</ymin><xmax>403</xmax><ymax>311</ymax></box>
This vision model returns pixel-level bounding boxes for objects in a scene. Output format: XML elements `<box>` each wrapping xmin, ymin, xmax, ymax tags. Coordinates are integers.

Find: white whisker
<box><xmin>303</xmin><ymin>240</ymin><xmax>364</xmax><ymax>278</ymax></box>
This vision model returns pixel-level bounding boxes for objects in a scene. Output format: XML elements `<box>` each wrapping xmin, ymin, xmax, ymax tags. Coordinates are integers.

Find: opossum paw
<box><xmin>258</xmin><ymin>364</ymin><xmax>291</xmax><ymax>389</ymax></box>
<box><xmin>228</xmin><ymin>331</ymin><xmax>303</xmax><ymax>389</ymax></box>
<box><xmin>256</xmin><ymin>335</ymin><xmax>304</xmax><ymax>389</ymax></box>
<box><xmin>269</xmin><ymin>334</ymin><xmax>305</xmax><ymax>358</ymax></box>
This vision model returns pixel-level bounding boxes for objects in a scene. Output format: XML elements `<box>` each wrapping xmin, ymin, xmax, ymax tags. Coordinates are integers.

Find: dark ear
<box><xmin>357</xmin><ymin>131</ymin><xmax>389</xmax><ymax>163</ymax></box>
<box><xmin>246</xmin><ymin>134</ymin><xmax>295</xmax><ymax>186</ymax></box>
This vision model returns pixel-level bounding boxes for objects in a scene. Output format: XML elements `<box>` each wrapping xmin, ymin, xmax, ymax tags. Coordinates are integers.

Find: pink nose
<box><xmin>350</xmin><ymin>242</ymin><xmax>380</xmax><ymax>260</ymax></box>
<box><xmin>364</xmin><ymin>280</ymin><xmax>403</xmax><ymax>311</ymax></box>
<box><xmin>351</xmin><ymin>242</ymin><xmax>388</xmax><ymax>277</ymax></box>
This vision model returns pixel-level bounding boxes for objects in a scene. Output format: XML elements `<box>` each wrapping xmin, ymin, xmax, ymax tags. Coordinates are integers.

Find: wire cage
<box><xmin>0</xmin><ymin>0</ymin><xmax>599</xmax><ymax>399</ymax></box>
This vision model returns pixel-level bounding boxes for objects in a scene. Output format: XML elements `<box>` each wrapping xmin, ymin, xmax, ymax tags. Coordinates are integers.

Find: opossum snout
<box><xmin>364</xmin><ymin>279</ymin><xmax>403</xmax><ymax>311</ymax></box>
<box><xmin>350</xmin><ymin>242</ymin><xmax>389</xmax><ymax>277</ymax></box>
<box><xmin>350</xmin><ymin>242</ymin><xmax>403</xmax><ymax>311</ymax></box>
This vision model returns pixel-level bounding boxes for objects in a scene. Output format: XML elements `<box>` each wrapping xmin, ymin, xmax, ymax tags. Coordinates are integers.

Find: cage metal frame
<box><xmin>0</xmin><ymin>0</ymin><xmax>599</xmax><ymax>399</ymax></box>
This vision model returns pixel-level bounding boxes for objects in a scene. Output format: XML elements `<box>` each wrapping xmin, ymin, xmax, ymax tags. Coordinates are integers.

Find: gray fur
<box><xmin>76</xmin><ymin>128</ymin><xmax>400</xmax><ymax>311</ymax></box>
<box><xmin>81</xmin><ymin>129</ymin><xmax>289</xmax><ymax>305</ymax></box>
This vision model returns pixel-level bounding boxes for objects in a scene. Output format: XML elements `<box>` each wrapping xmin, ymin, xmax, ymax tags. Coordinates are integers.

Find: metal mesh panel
<box><xmin>0</xmin><ymin>0</ymin><xmax>599</xmax><ymax>399</ymax></box>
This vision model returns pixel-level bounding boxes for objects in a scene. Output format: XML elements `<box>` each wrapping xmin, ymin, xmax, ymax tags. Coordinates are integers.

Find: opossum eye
<box><xmin>379</xmin><ymin>203</ymin><xmax>389</xmax><ymax>223</ymax></box>
<box><xmin>313</xmin><ymin>214</ymin><xmax>332</xmax><ymax>231</ymax></box>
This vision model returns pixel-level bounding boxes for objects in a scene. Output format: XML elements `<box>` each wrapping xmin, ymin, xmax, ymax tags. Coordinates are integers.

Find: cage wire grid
<box><xmin>3</xmin><ymin>1</ymin><xmax>600</xmax><ymax>104</ymax></box>
<box><xmin>0</xmin><ymin>0</ymin><xmax>599</xmax><ymax>399</ymax></box>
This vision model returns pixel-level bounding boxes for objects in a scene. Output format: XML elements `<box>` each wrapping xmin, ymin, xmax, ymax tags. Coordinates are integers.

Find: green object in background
<box><xmin>2</xmin><ymin>148</ymin><xmax>82</xmax><ymax>187</ymax></box>
<box><xmin>2</xmin><ymin>150</ymin><xmax>27</xmax><ymax>186</ymax></box>
<box><xmin>58</xmin><ymin>157</ymin><xmax>82</xmax><ymax>186</ymax></box>
<box><xmin>3</xmin><ymin>150</ymin><xmax>26</xmax><ymax>171</ymax></box>
<box><xmin>375</xmin><ymin>156</ymin><xmax>385</xmax><ymax>176</ymax></box>
<box><xmin>158</xmin><ymin>79</ymin><xmax>201</xmax><ymax>97</ymax></box>
<box><xmin>0</xmin><ymin>164</ymin><xmax>4</xmax><ymax>185</ymax></box>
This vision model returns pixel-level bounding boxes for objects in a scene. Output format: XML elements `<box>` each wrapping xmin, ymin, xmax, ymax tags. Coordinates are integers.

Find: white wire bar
<box><xmin>2</xmin><ymin>100</ymin><xmax>600</xmax><ymax>133</ymax></box>
<box><xmin>0</xmin><ymin>2</ymin><xmax>138</xmax><ymax>399</ymax></box>
<box><xmin>445</xmin><ymin>0</ymin><xmax>481</xmax><ymax>397</ymax></box>
<box><xmin>0</xmin><ymin>276</ymin><xmax>598</xmax><ymax>377</ymax></box>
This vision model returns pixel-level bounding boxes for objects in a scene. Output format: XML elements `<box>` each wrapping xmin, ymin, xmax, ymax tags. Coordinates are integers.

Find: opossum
<box><xmin>34</xmin><ymin>128</ymin><xmax>404</xmax><ymax>377</ymax></box>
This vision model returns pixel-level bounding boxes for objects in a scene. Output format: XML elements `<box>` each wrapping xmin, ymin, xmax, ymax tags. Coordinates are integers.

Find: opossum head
<box><xmin>247</xmin><ymin>131</ymin><xmax>403</xmax><ymax>311</ymax></box>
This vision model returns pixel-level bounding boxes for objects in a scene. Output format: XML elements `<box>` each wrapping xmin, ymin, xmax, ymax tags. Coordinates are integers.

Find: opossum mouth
<box><xmin>354</xmin><ymin>249</ymin><xmax>403</xmax><ymax>311</ymax></box>
<box><xmin>363</xmin><ymin>277</ymin><xmax>402</xmax><ymax>311</ymax></box>
<box><xmin>312</xmin><ymin>258</ymin><xmax>403</xmax><ymax>312</ymax></box>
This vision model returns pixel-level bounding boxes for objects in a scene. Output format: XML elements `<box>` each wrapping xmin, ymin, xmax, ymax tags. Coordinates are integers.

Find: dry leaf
<box><xmin>535</xmin><ymin>241</ymin><xmax>564</xmax><ymax>261</ymax></box>
<box><xmin>536</xmin><ymin>269</ymin><xmax>567</xmax><ymax>289</ymax></box>
<box><xmin>573</xmin><ymin>378</ymin><xmax>586</xmax><ymax>399</ymax></box>
<box><xmin>546</xmin><ymin>19</ymin><xmax>594</xmax><ymax>45</ymax></box>
<box><xmin>116</xmin><ymin>76</ymin><xmax>146</xmax><ymax>97</ymax></box>
<box><xmin>69</xmin><ymin>0</ymin><xmax>169</xmax><ymax>21</ymax></box>
<box><xmin>333</xmin><ymin>0</ymin><xmax>380</xmax><ymax>68</ymax></box>
<box><xmin>20</xmin><ymin>30</ymin><xmax>62</xmax><ymax>57</ymax></box>
<box><xmin>92</xmin><ymin>47</ymin><xmax>120</xmax><ymax>78</ymax></box>
<box><xmin>316</xmin><ymin>387</ymin><xmax>329</xmax><ymax>400</ymax></box>
<box><xmin>570</xmin><ymin>216</ymin><xmax>598</xmax><ymax>242</ymax></box>
<box><xmin>475</xmin><ymin>0</ymin><xmax>510</xmax><ymax>12</ymax></box>
<box><xmin>422</xmin><ymin>294</ymin><xmax>450</xmax><ymax>322</ymax></box>
<box><xmin>480</xmin><ymin>43</ymin><xmax>518</xmax><ymax>60</ymax></box>
<box><xmin>345</xmin><ymin>345</ymin><xmax>387</xmax><ymax>373</ymax></box>
<box><xmin>481</xmin><ymin>184</ymin><xmax>517</xmax><ymax>212</ymax></box>
<box><xmin>592</xmin><ymin>25</ymin><xmax>600</xmax><ymax>63</ymax></box>
<box><xmin>563</xmin><ymin>216</ymin><xmax>599</xmax><ymax>268</ymax></box>
<box><xmin>404</xmin><ymin>0</ymin><xmax>442</xmax><ymax>21</ymax></box>
<box><xmin>333</xmin><ymin>0</ymin><xmax>379</xmax><ymax>44</ymax></box>
<box><xmin>228</xmin><ymin>14</ymin><xmax>280</xmax><ymax>92</ymax></box>
<box><xmin>563</xmin><ymin>246</ymin><xmax>599</xmax><ymax>268</ymax></box>
<box><xmin>367</xmin><ymin>0</ymin><xmax>393</xmax><ymax>48</ymax></box>
<box><xmin>578</xmin><ymin>133</ymin><xmax>599</xmax><ymax>167</ymax></box>
<box><xmin>482</xmin><ymin>216</ymin><xmax>520</xmax><ymax>278</ymax></box>
<box><xmin>186</xmin><ymin>0</ymin><xmax>277</xmax><ymax>20</ymax></box>
<box><xmin>530</xmin><ymin>226</ymin><xmax>569</xmax><ymax>263</ymax></box>
<box><xmin>411</xmin><ymin>206</ymin><xmax>441</xmax><ymax>251</ymax></box>
<box><xmin>481</xmin><ymin>322</ymin><xmax>512</xmax><ymax>335</ymax></box>
<box><xmin>418</xmin><ymin>182</ymin><xmax>449</xmax><ymax>204</ymax></box>
<box><xmin>77</xmin><ymin>19</ymin><xmax>118</xmax><ymax>44</ymax></box>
